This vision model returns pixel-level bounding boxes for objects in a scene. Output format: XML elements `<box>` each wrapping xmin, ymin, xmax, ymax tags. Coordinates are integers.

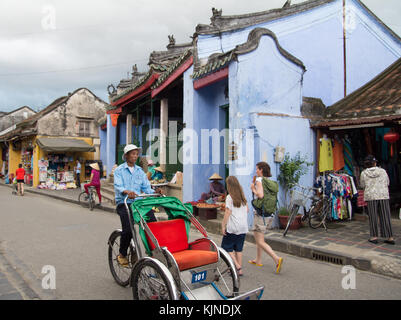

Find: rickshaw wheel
<box><xmin>214</xmin><ymin>248</ymin><xmax>240</xmax><ymax>298</ymax></box>
<box><xmin>131</xmin><ymin>258</ymin><xmax>179</xmax><ymax>300</ymax></box>
<box><xmin>108</xmin><ymin>230</ymin><xmax>137</xmax><ymax>287</ymax></box>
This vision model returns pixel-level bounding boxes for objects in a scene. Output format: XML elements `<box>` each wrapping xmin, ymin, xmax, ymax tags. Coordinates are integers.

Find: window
<box><xmin>79</xmin><ymin>121</ymin><xmax>90</xmax><ymax>137</ymax></box>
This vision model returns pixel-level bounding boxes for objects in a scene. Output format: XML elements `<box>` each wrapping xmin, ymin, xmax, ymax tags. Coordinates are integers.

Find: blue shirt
<box><xmin>114</xmin><ymin>163</ymin><xmax>154</xmax><ymax>205</ymax></box>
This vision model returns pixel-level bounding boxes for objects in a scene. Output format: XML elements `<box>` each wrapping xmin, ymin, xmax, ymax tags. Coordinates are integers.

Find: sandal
<box><xmin>276</xmin><ymin>258</ymin><xmax>283</xmax><ymax>274</ymax></box>
<box><xmin>368</xmin><ymin>238</ymin><xmax>378</xmax><ymax>244</ymax></box>
<box><xmin>248</xmin><ymin>260</ymin><xmax>263</xmax><ymax>267</ymax></box>
<box><xmin>384</xmin><ymin>239</ymin><xmax>395</xmax><ymax>245</ymax></box>
<box><xmin>237</xmin><ymin>267</ymin><xmax>244</xmax><ymax>276</ymax></box>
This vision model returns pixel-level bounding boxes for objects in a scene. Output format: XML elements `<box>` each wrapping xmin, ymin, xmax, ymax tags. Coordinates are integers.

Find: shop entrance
<box><xmin>317</xmin><ymin>123</ymin><xmax>401</xmax><ymax>219</ymax></box>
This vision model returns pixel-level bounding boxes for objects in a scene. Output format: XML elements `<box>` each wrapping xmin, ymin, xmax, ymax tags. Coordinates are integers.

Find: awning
<box><xmin>36</xmin><ymin>137</ymin><xmax>95</xmax><ymax>152</ymax></box>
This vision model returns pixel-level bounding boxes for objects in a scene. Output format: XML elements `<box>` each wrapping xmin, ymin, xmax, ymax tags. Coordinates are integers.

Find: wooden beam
<box><xmin>193</xmin><ymin>67</ymin><xmax>228</xmax><ymax>90</ymax></box>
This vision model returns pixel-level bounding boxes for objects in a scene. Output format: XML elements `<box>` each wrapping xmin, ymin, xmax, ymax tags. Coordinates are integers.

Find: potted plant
<box><xmin>277</xmin><ymin>152</ymin><xmax>313</xmax><ymax>230</ymax></box>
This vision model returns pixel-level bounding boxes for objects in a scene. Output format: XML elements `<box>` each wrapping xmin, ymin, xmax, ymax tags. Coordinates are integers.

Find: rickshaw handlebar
<box><xmin>123</xmin><ymin>193</ymin><xmax>163</xmax><ymax>213</ymax></box>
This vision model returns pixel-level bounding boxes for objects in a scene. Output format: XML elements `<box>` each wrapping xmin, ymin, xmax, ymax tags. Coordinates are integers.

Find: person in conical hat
<box><xmin>89</xmin><ymin>162</ymin><xmax>100</xmax><ymax>171</ymax></box>
<box><xmin>201</xmin><ymin>173</ymin><xmax>226</xmax><ymax>201</ymax></box>
<box><xmin>84</xmin><ymin>162</ymin><xmax>102</xmax><ymax>205</ymax></box>
<box><xmin>151</xmin><ymin>166</ymin><xmax>165</xmax><ymax>180</ymax></box>
<box><xmin>209</xmin><ymin>173</ymin><xmax>223</xmax><ymax>180</ymax></box>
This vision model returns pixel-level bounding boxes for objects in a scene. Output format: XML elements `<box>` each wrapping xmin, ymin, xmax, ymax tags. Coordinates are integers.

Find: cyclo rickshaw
<box><xmin>108</xmin><ymin>193</ymin><xmax>264</xmax><ymax>300</ymax></box>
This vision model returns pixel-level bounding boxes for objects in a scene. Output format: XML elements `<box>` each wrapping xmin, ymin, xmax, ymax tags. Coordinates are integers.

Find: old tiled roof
<box><xmin>195</xmin><ymin>0</ymin><xmax>401</xmax><ymax>42</ymax></box>
<box><xmin>109</xmin><ymin>41</ymin><xmax>193</xmax><ymax>105</ymax></box>
<box><xmin>192</xmin><ymin>28</ymin><xmax>305</xmax><ymax>79</ymax></box>
<box><xmin>109</xmin><ymin>69</ymin><xmax>155</xmax><ymax>104</ymax></box>
<box><xmin>311</xmin><ymin>58</ymin><xmax>401</xmax><ymax>128</ymax></box>
<box><xmin>151</xmin><ymin>49</ymin><xmax>193</xmax><ymax>89</ymax></box>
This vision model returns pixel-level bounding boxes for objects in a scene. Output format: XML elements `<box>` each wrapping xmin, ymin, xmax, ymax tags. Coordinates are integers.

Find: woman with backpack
<box><xmin>249</xmin><ymin>161</ymin><xmax>283</xmax><ymax>274</ymax></box>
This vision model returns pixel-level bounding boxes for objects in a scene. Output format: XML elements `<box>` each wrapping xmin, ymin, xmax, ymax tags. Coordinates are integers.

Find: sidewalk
<box><xmin>203</xmin><ymin>213</ymin><xmax>401</xmax><ymax>280</ymax></box>
<box><xmin>1</xmin><ymin>180</ymin><xmax>401</xmax><ymax>281</ymax></box>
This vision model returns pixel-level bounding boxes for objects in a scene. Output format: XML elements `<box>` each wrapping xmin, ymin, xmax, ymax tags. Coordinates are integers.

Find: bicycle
<box><xmin>283</xmin><ymin>184</ymin><xmax>331</xmax><ymax>237</ymax></box>
<box><xmin>78</xmin><ymin>186</ymin><xmax>98</xmax><ymax>211</ymax></box>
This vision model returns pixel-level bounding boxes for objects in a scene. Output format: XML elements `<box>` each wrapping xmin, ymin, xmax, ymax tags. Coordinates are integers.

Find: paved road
<box><xmin>1</xmin><ymin>185</ymin><xmax>400</xmax><ymax>300</ymax></box>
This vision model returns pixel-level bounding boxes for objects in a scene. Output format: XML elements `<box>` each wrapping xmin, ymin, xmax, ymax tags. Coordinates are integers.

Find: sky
<box><xmin>0</xmin><ymin>0</ymin><xmax>400</xmax><ymax>112</ymax></box>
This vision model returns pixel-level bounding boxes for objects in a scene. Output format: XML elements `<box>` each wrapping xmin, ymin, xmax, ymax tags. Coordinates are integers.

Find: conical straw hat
<box><xmin>209</xmin><ymin>173</ymin><xmax>223</xmax><ymax>180</ymax></box>
<box><xmin>89</xmin><ymin>163</ymin><xmax>100</xmax><ymax>171</ymax></box>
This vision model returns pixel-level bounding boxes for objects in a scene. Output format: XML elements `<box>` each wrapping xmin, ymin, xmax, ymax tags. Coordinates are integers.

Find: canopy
<box><xmin>36</xmin><ymin>137</ymin><xmax>95</xmax><ymax>152</ymax></box>
<box><xmin>130</xmin><ymin>197</ymin><xmax>193</xmax><ymax>255</ymax></box>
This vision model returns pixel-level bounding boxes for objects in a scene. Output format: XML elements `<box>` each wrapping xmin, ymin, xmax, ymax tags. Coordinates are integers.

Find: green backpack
<box><xmin>253</xmin><ymin>177</ymin><xmax>279</xmax><ymax>215</ymax></box>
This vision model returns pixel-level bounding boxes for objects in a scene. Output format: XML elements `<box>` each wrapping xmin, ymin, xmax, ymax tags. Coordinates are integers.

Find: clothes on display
<box><xmin>332</xmin><ymin>137</ymin><xmax>345</xmax><ymax>172</ymax></box>
<box><xmin>343</xmin><ymin>137</ymin><xmax>354</xmax><ymax>176</ymax></box>
<box><xmin>317</xmin><ymin>126</ymin><xmax>401</xmax><ymax>217</ymax></box>
<box><xmin>315</xmin><ymin>173</ymin><xmax>358</xmax><ymax>221</ymax></box>
<box><xmin>319</xmin><ymin>136</ymin><xmax>333</xmax><ymax>172</ymax></box>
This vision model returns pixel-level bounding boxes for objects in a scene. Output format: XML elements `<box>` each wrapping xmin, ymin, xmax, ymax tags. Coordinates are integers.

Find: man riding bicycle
<box><xmin>114</xmin><ymin>144</ymin><xmax>162</xmax><ymax>267</ymax></box>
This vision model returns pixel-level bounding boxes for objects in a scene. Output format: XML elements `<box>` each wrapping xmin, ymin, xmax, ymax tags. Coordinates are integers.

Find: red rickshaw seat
<box><xmin>146</xmin><ymin>219</ymin><xmax>218</xmax><ymax>271</ymax></box>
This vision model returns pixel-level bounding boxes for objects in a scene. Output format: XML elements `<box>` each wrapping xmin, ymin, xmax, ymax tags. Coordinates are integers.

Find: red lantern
<box><xmin>383</xmin><ymin>132</ymin><xmax>400</xmax><ymax>157</ymax></box>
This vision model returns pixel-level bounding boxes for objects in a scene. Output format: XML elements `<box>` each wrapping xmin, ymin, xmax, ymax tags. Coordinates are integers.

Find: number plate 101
<box><xmin>191</xmin><ymin>271</ymin><xmax>207</xmax><ymax>283</ymax></box>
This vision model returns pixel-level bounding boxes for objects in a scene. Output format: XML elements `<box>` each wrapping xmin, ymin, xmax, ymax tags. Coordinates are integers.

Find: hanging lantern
<box><xmin>383</xmin><ymin>132</ymin><xmax>399</xmax><ymax>157</ymax></box>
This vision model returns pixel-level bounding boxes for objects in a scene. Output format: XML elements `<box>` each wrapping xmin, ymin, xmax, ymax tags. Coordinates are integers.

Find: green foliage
<box><xmin>278</xmin><ymin>207</ymin><xmax>290</xmax><ymax>216</ymax></box>
<box><xmin>278</xmin><ymin>152</ymin><xmax>313</xmax><ymax>209</ymax></box>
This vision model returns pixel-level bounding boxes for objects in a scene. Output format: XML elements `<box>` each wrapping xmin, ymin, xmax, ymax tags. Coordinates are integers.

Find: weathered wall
<box><xmin>37</xmin><ymin>89</ymin><xmax>107</xmax><ymax>138</ymax></box>
<box><xmin>228</xmin><ymin>34</ymin><xmax>313</xmax><ymax>208</ymax></box>
<box><xmin>0</xmin><ymin>107</ymin><xmax>36</xmax><ymax>133</ymax></box>
<box><xmin>183</xmin><ymin>64</ymin><xmax>229</xmax><ymax>202</ymax></box>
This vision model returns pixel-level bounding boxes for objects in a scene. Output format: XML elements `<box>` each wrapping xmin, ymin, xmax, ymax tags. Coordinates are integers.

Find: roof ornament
<box><xmin>282</xmin><ymin>0</ymin><xmax>291</xmax><ymax>8</ymax></box>
<box><xmin>211</xmin><ymin>7</ymin><xmax>222</xmax><ymax>23</ymax></box>
<box><xmin>168</xmin><ymin>35</ymin><xmax>176</xmax><ymax>47</ymax></box>
<box><xmin>107</xmin><ymin>84</ymin><xmax>117</xmax><ymax>96</ymax></box>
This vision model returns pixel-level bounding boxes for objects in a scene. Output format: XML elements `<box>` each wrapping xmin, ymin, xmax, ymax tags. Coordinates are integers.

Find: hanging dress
<box><xmin>319</xmin><ymin>138</ymin><xmax>334</xmax><ymax>172</ymax></box>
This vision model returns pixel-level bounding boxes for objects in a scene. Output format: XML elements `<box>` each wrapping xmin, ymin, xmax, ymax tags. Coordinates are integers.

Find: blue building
<box><xmin>104</xmin><ymin>0</ymin><xmax>401</xmax><ymax>207</ymax></box>
<box><xmin>183</xmin><ymin>0</ymin><xmax>401</xmax><ymax>205</ymax></box>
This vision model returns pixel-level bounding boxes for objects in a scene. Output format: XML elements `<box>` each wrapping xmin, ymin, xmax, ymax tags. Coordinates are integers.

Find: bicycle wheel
<box><xmin>283</xmin><ymin>204</ymin><xmax>300</xmax><ymax>237</ymax></box>
<box><xmin>108</xmin><ymin>230</ymin><xmax>137</xmax><ymax>287</ymax></box>
<box><xmin>89</xmin><ymin>191</ymin><xmax>97</xmax><ymax>211</ymax></box>
<box><xmin>214</xmin><ymin>248</ymin><xmax>240</xmax><ymax>298</ymax></box>
<box><xmin>131</xmin><ymin>257</ymin><xmax>179</xmax><ymax>300</ymax></box>
<box><xmin>78</xmin><ymin>191</ymin><xmax>89</xmax><ymax>208</ymax></box>
<box><xmin>308</xmin><ymin>197</ymin><xmax>330</xmax><ymax>229</ymax></box>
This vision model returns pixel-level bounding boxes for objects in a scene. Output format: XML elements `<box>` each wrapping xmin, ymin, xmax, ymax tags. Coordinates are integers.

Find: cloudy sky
<box><xmin>0</xmin><ymin>0</ymin><xmax>400</xmax><ymax>112</ymax></box>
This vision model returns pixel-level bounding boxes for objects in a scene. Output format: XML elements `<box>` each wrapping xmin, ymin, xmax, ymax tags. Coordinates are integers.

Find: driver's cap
<box><xmin>122</xmin><ymin>144</ymin><xmax>142</xmax><ymax>161</ymax></box>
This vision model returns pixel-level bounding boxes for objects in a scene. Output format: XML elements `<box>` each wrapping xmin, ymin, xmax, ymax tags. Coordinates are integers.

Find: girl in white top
<box><xmin>221</xmin><ymin>176</ymin><xmax>249</xmax><ymax>276</ymax></box>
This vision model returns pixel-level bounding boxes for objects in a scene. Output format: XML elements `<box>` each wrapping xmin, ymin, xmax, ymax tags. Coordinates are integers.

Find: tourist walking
<box><xmin>360</xmin><ymin>155</ymin><xmax>395</xmax><ymax>245</ymax></box>
<box><xmin>15</xmin><ymin>164</ymin><xmax>25</xmax><ymax>196</ymax></box>
<box><xmin>75</xmin><ymin>159</ymin><xmax>81</xmax><ymax>188</ymax></box>
<box><xmin>249</xmin><ymin>161</ymin><xmax>283</xmax><ymax>274</ymax></box>
<box><xmin>221</xmin><ymin>176</ymin><xmax>249</xmax><ymax>276</ymax></box>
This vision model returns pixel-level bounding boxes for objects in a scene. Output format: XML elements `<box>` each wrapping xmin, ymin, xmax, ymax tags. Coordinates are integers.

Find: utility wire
<box><xmin>0</xmin><ymin>58</ymin><xmax>148</xmax><ymax>77</ymax></box>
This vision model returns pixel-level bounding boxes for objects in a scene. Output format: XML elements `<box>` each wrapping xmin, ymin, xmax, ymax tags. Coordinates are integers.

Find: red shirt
<box><xmin>16</xmin><ymin>168</ymin><xmax>25</xmax><ymax>180</ymax></box>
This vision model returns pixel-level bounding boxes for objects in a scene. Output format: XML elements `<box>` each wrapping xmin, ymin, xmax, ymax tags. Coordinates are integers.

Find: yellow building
<box><xmin>1</xmin><ymin>88</ymin><xmax>109</xmax><ymax>187</ymax></box>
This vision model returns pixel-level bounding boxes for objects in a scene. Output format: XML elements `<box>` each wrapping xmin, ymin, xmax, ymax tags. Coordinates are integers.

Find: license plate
<box><xmin>191</xmin><ymin>271</ymin><xmax>207</xmax><ymax>283</ymax></box>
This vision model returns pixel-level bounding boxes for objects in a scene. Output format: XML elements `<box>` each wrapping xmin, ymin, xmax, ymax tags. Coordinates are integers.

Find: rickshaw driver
<box><xmin>114</xmin><ymin>144</ymin><xmax>163</xmax><ymax>267</ymax></box>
